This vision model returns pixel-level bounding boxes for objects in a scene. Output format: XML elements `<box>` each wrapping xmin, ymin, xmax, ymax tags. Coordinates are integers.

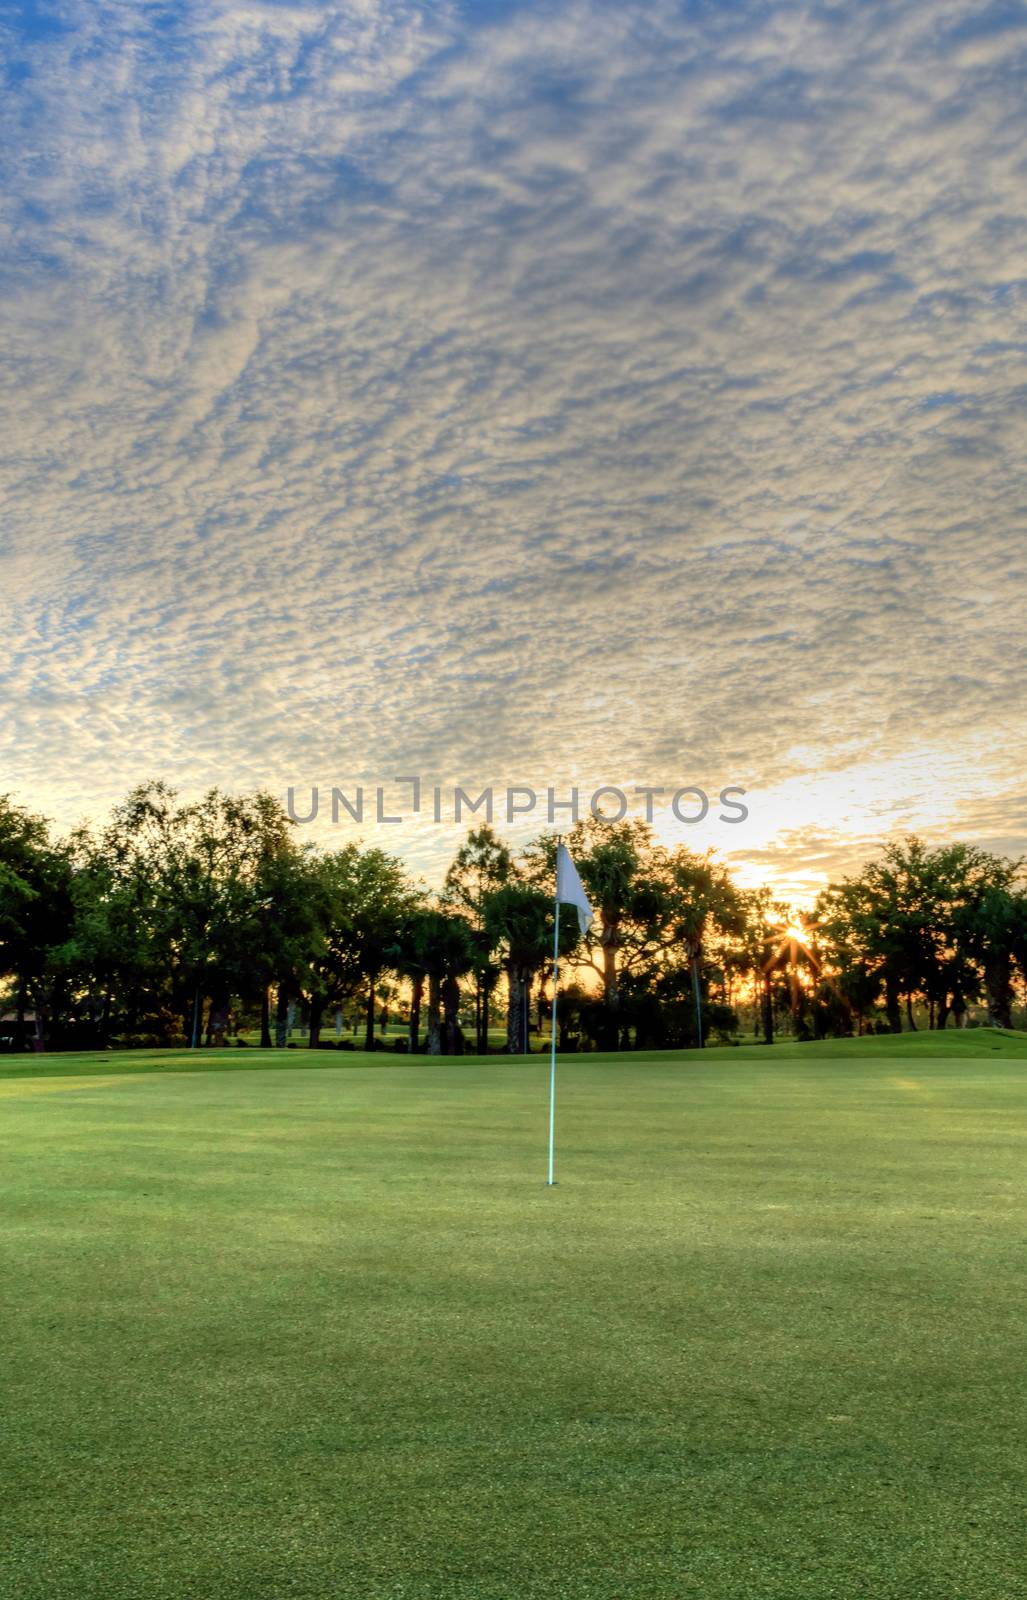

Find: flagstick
<box><xmin>548</xmin><ymin>857</ymin><xmax>561</xmax><ymax>1186</ymax></box>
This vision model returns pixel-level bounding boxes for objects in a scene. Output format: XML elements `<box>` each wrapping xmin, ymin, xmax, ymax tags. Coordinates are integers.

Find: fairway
<box><xmin>2</xmin><ymin>1047</ymin><xmax>1025</xmax><ymax>1600</ymax></box>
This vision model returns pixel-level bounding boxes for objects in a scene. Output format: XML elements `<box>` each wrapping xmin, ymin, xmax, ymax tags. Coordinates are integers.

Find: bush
<box><xmin>708</xmin><ymin>1002</ymin><xmax>739</xmax><ymax>1044</ymax></box>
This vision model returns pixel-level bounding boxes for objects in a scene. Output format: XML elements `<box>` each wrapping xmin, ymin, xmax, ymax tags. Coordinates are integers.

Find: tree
<box><xmin>816</xmin><ymin>838</ymin><xmax>1026</xmax><ymax>1032</ymax></box>
<box><xmin>483</xmin><ymin>883</ymin><xmax>557</xmax><ymax>1054</ymax></box>
<box><xmin>725</xmin><ymin>888</ymin><xmax>793</xmax><ymax>1043</ymax></box>
<box><xmin>817</xmin><ymin>843</ymin><xmax>933</xmax><ymax>1033</ymax></box>
<box><xmin>0</xmin><ymin>797</ymin><xmax>73</xmax><ymax>1050</ymax></box>
<box><xmin>84</xmin><ymin>782</ymin><xmax>313</xmax><ymax>1047</ymax></box>
<box><xmin>301</xmin><ymin>846</ymin><xmax>365</xmax><ymax>1049</ymax></box>
<box><xmin>949</xmin><ymin>857</ymin><xmax>1027</xmax><ymax>1029</ymax></box>
<box><xmin>60</xmin><ymin>833</ymin><xmax>158</xmax><ymax>1046</ymax></box>
<box><xmin>663</xmin><ymin>847</ymin><xmax>746</xmax><ymax>1047</ymax></box>
<box><xmin>443</xmin><ymin>825</ymin><xmax>513</xmax><ymax>1053</ymax></box>
<box><xmin>525</xmin><ymin>822</ymin><xmax>745</xmax><ymax>1050</ymax></box>
<box><xmin>344</xmin><ymin>849</ymin><xmax>420</xmax><ymax>1052</ymax></box>
<box><xmin>388</xmin><ymin>908</ymin><xmax>476</xmax><ymax>1055</ymax></box>
<box><xmin>813</xmin><ymin>881</ymin><xmax>884</xmax><ymax>1036</ymax></box>
<box><xmin>524</xmin><ymin>819</ymin><xmax>669</xmax><ymax>1048</ymax></box>
<box><xmin>388</xmin><ymin>908</ymin><xmax>435</xmax><ymax>1054</ymax></box>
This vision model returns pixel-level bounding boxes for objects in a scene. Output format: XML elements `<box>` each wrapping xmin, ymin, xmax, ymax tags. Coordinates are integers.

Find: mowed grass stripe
<box><xmin>1</xmin><ymin>1054</ymin><xmax>1025</xmax><ymax>1599</ymax></box>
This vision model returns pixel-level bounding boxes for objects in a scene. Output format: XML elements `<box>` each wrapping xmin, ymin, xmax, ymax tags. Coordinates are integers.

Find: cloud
<box><xmin>0</xmin><ymin>0</ymin><xmax>1024</xmax><ymax>897</ymax></box>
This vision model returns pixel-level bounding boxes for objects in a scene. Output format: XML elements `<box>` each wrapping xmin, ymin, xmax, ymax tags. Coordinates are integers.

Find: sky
<box><xmin>1</xmin><ymin>0</ymin><xmax>1025</xmax><ymax>904</ymax></box>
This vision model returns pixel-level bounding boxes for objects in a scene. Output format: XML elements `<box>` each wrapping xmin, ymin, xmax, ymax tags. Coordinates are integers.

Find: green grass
<box><xmin>4</xmin><ymin>1025</ymin><xmax>1027</xmax><ymax>1081</ymax></box>
<box><xmin>2</xmin><ymin>1042</ymin><xmax>1025</xmax><ymax>1598</ymax></box>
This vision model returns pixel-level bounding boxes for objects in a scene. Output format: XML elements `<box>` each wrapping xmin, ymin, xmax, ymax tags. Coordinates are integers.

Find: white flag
<box><xmin>556</xmin><ymin>843</ymin><xmax>593</xmax><ymax>936</ymax></box>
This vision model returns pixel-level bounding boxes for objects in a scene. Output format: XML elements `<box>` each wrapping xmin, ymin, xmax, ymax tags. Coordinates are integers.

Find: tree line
<box><xmin>2</xmin><ymin>783</ymin><xmax>1026</xmax><ymax>1053</ymax></box>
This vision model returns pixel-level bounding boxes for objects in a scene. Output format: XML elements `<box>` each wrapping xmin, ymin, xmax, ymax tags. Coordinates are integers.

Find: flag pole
<box><xmin>548</xmin><ymin>841</ymin><xmax>561</xmax><ymax>1186</ymax></box>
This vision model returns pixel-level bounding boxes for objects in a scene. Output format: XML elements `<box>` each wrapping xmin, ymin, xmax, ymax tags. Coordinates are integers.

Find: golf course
<box><xmin>2</xmin><ymin>1034</ymin><xmax>1025</xmax><ymax>1599</ymax></box>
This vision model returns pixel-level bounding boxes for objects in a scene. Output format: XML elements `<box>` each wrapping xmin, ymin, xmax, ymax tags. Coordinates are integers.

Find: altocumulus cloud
<box><xmin>0</xmin><ymin>0</ymin><xmax>1025</xmax><ymax>894</ymax></box>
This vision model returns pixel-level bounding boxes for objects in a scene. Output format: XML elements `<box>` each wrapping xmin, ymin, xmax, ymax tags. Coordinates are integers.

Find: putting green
<box><xmin>2</xmin><ymin>1046</ymin><xmax>1024</xmax><ymax>1598</ymax></box>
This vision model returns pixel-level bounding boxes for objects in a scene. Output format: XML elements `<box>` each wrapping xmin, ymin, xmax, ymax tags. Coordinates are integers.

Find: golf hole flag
<box><xmin>556</xmin><ymin>843</ymin><xmax>594</xmax><ymax>936</ymax></box>
<box><xmin>548</xmin><ymin>843</ymin><xmax>593</xmax><ymax>1185</ymax></box>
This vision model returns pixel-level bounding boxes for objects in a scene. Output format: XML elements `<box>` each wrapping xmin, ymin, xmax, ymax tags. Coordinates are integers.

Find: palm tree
<box><xmin>766</xmin><ymin>919</ymin><xmax>815</xmax><ymax>1013</ymax></box>
<box><xmin>389</xmin><ymin>909</ymin><xmax>475</xmax><ymax>1056</ymax></box>
<box><xmin>442</xmin><ymin>825</ymin><xmax>513</xmax><ymax>1052</ymax></box>
<box><xmin>483</xmin><ymin>883</ymin><xmax>553</xmax><ymax>1055</ymax></box>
